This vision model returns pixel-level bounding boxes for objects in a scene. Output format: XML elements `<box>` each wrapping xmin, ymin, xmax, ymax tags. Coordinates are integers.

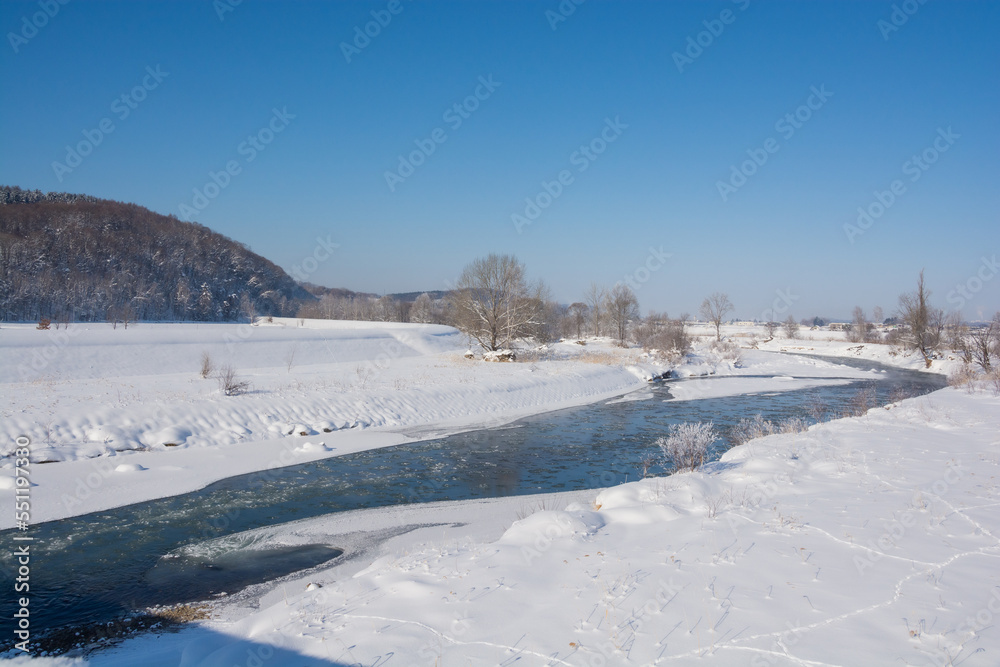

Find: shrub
<box><xmin>846</xmin><ymin>384</ymin><xmax>877</xmax><ymax>416</ymax></box>
<box><xmin>710</xmin><ymin>339</ymin><xmax>742</xmax><ymax>366</ymax></box>
<box><xmin>727</xmin><ymin>414</ymin><xmax>808</xmax><ymax>448</ymax></box>
<box><xmin>657</xmin><ymin>422</ymin><xmax>716</xmax><ymax>472</ymax></box>
<box><xmin>947</xmin><ymin>365</ymin><xmax>977</xmax><ymax>393</ymax></box>
<box><xmin>200</xmin><ymin>351</ymin><xmax>214</xmax><ymax>379</ymax></box>
<box><xmin>989</xmin><ymin>367</ymin><xmax>1000</xmax><ymax>397</ymax></box>
<box><xmin>728</xmin><ymin>414</ymin><xmax>774</xmax><ymax>448</ymax></box>
<box><xmin>37</xmin><ymin>317</ymin><xmax>51</xmax><ymax>330</ymax></box>
<box><xmin>216</xmin><ymin>364</ymin><xmax>250</xmax><ymax>396</ymax></box>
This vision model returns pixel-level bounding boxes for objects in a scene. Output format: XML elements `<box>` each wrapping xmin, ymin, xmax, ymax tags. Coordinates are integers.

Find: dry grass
<box><xmin>150</xmin><ymin>603</ymin><xmax>212</xmax><ymax>623</ymax></box>
<box><xmin>948</xmin><ymin>364</ymin><xmax>977</xmax><ymax>393</ymax></box>
<box><xmin>199</xmin><ymin>351</ymin><xmax>214</xmax><ymax>378</ymax></box>
<box><xmin>216</xmin><ymin>364</ymin><xmax>250</xmax><ymax>396</ymax></box>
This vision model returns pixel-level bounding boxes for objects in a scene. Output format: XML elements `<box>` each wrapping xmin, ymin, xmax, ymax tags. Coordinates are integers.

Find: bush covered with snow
<box><xmin>656</xmin><ymin>421</ymin><xmax>716</xmax><ymax>472</ymax></box>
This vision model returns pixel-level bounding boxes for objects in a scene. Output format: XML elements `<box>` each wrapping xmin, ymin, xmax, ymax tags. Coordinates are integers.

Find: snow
<box><xmin>80</xmin><ymin>383</ymin><xmax>1000</xmax><ymax>667</ymax></box>
<box><xmin>5</xmin><ymin>322</ymin><xmax>997</xmax><ymax>666</ymax></box>
<box><xmin>1</xmin><ymin>321</ymin><xmax>664</xmax><ymax>527</ymax></box>
<box><xmin>1</xmin><ymin>322</ymin><xmax>885</xmax><ymax>527</ymax></box>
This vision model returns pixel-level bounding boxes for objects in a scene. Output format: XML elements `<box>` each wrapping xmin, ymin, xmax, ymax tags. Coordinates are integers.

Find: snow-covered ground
<box><xmin>0</xmin><ymin>321</ymin><xmax>887</xmax><ymax>527</ymax></box>
<box><xmin>1</xmin><ymin>320</ymin><xmax>663</xmax><ymax>526</ymax></box>
<box><xmin>80</xmin><ymin>363</ymin><xmax>1000</xmax><ymax>666</ymax></box>
<box><xmin>6</xmin><ymin>321</ymin><xmax>997</xmax><ymax>666</ymax></box>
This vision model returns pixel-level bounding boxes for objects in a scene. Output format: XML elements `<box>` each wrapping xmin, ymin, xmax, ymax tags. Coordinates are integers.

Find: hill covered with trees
<box><xmin>0</xmin><ymin>186</ymin><xmax>313</xmax><ymax>322</ymax></box>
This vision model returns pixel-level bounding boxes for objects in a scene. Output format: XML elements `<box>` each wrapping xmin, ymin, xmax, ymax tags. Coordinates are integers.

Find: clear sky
<box><xmin>2</xmin><ymin>0</ymin><xmax>998</xmax><ymax>321</ymax></box>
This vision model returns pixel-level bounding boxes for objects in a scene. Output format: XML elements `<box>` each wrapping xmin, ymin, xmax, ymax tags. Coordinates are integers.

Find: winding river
<box><xmin>0</xmin><ymin>356</ymin><xmax>945</xmax><ymax>644</ymax></box>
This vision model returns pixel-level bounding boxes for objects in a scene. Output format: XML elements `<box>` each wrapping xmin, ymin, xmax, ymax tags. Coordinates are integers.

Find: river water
<box><xmin>0</xmin><ymin>357</ymin><xmax>945</xmax><ymax>643</ymax></box>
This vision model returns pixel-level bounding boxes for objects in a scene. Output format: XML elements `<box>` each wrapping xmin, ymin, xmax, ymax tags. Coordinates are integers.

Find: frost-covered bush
<box><xmin>727</xmin><ymin>414</ymin><xmax>808</xmax><ymax>448</ymax></box>
<box><xmin>727</xmin><ymin>414</ymin><xmax>774</xmax><ymax>448</ymax></box>
<box><xmin>657</xmin><ymin>422</ymin><xmax>716</xmax><ymax>472</ymax></box>
<box><xmin>710</xmin><ymin>339</ymin><xmax>742</xmax><ymax>366</ymax></box>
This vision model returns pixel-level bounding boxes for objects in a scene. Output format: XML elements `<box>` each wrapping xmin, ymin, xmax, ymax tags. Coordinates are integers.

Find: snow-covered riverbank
<box><xmin>74</xmin><ymin>352</ymin><xmax>999</xmax><ymax>666</ymax></box>
<box><xmin>9</xmin><ymin>321</ymin><xmax>998</xmax><ymax>667</ymax></box>
<box><xmin>1</xmin><ymin>321</ymin><xmax>881</xmax><ymax>527</ymax></box>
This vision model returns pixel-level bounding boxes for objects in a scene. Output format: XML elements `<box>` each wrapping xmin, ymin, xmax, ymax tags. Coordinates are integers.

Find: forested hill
<box><xmin>0</xmin><ymin>186</ymin><xmax>314</xmax><ymax>322</ymax></box>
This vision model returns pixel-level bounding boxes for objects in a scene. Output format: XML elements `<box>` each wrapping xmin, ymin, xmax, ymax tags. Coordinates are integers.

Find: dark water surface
<box><xmin>0</xmin><ymin>356</ymin><xmax>945</xmax><ymax>642</ymax></box>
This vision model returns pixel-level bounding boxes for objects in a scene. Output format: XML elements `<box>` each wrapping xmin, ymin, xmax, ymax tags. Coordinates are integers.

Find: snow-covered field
<box><xmin>0</xmin><ymin>320</ymin><xmax>659</xmax><ymax>526</ymax></box>
<box><xmin>4</xmin><ymin>321</ymin><xmax>997</xmax><ymax>666</ymax></box>
<box><xmin>0</xmin><ymin>320</ymin><xmax>888</xmax><ymax>527</ymax></box>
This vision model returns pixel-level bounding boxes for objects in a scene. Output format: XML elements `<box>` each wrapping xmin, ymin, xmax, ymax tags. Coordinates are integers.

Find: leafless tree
<box><xmin>965</xmin><ymin>315</ymin><xmax>998</xmax><ymax>371</ymax></box>
<box><xmin>700</xmin><ymin>292</ymin><xmax>733</xmax><ymax>341</ymax></box>
<box><xmin>605</xmin><ymin>284</ymin><xmax>640</xmax><ymax>347</ymax></box>
<box><xmin>783</xmin><ymin>315</ymin><xmax>800</xmax><ymax>339</ymax></box>
<box><xmin>898</xmin><ymin>270</ymin><xmax>943</xmax><ymax>366</ymax></box>
<box><xmin>410</xmin><ymin>293</ymin><xmax>434</xmax><ymax>323</ymax></box>
<box><xmin>568</xmin><ymin>302</ymin><xmax>588</xmax><ymax>339</ymax></box>
<box><xmin>452</xmin><ymin>254</ymin><xmax>543</xmax><ymax>351</ymax></box>
<box><xmin>763</xmin><ymin>320</ymin><xmax>778</xmax><ymax>339</ymax></box>
<box><xmin>584</xmin><ymin>283</ymin><xmax>607</xmax><ymax>337</ymax></box>
<box><xmin>872</xmin><ymin>306</ymin><xmax>884</xmax><ymax>326</ymax></box>
<box><xmin>239</xmin><ymin>292</ymin><xmax>256</xmax><ymax>324</ymax></box>
<box><xmin>635</xmin><ymin>311</ymin><xmax>690</xmax><ymax>357</ymax></box>
<box><xmin>847</xmin><ymin>306</ymin><xmax>878</xmax><ymax>343</ymax></box>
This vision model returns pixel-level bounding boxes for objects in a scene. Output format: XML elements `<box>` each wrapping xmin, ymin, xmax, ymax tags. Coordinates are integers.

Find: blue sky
<box><xmin>2</xmin><ymin>0</ymin><xmax>998</xmax><ymax>321</ymax></box>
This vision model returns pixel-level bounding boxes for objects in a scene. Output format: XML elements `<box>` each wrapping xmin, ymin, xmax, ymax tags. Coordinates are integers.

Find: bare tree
<box><xmin>898</xmin><ymin>270</ymin><xmax>943</xmax><ymax>366</ymax></box>
<box><xmin>605</xmin><ymin>284</ymin><xmax>640</xmax><ymax>347</ymax></box>
<box><xmin>239</xmin><ymin>292</ymin><xmax>256</xmax><ymax>324</ymax></box>
<box><xmin>635</xmin><ymin>312</ymin><xmax>691</xmax><ymax>357</ymax></box>
<box><xmin>568</xmin><ymin>302</ymin><xmax>588</xmax><ymax>339</ymax></box>
<box><xmin>847</xmin><ymin>306</ymin><xmax>877</xmax><ymax>343</ymax></box>
<box><xmin>452</xmin><ymin>254</ymin><xmax>542</xmax><ymax>351</ymax></box>
<box><xmin>965</xmin><ymin>315</ymin><xmax>998</xmax><ymax>371</ymax></box>
<box><xmin>410</xmin><ymin>293</ymin><xmax>433</xmax><ymax>323</ymax></box>
<box><xmin>584</xmin><ymin>283</ymin><xmax>607</xmax><ymax>337</ymax></box>
<box><xmin>783</xmin><ymin>315</ymin><xmax>800</xmax><ymax>339</ymax></box>
<box><xmin>700</xmin><ymin>292</ymin><xmax>733</xmax><ymax>342</ymax></box>
<box><xmin>763</xmin><ymin>320</ymin><xmax>779</xmax><ymax>339</ymax></box>
<box><xmin>872</xmin><ymin>306</ymin><xmax>884</xmax><ymax>326</ymax></box>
